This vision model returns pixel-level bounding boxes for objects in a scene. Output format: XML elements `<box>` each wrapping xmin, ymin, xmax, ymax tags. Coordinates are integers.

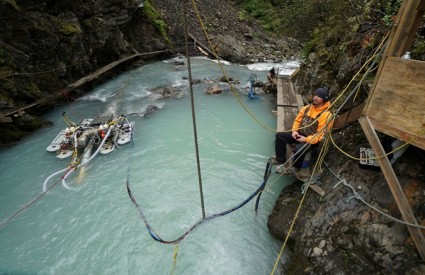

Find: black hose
<box><xmin>126</xmin><ymin>162</ymin><xmax>270</xmax><ymax>244</ymax></box>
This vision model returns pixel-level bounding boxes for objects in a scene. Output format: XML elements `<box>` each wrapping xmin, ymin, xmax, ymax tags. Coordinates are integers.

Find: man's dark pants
<box><xmin>275</xmin><ymin>132</ymin><xmax>317</xmax><ymax>169</ymax></box>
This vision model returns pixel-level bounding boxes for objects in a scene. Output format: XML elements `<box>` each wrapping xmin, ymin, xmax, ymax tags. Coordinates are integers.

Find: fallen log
<box><xmin>188</xmin><ymin>33</ymin><xmax>222</xmax><ymax>60</ymax></box>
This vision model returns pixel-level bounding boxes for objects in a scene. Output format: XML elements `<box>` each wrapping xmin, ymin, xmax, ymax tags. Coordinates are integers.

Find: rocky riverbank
<box><xmin>268</xmin><ymin>141</ymin><xmax>425</xmax><ymax>273</ymax></box>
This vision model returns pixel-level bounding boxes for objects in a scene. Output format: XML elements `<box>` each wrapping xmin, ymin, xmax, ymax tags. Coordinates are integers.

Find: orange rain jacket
<box><xmin>291</xmin><ymin>101</ymin><xmax>333</xmax><ymax>144</ymax></box>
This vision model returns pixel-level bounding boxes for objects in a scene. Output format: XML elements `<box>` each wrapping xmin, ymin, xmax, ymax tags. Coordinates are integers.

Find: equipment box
<box><xmin>359</xmin><ymin>147</ymin><xmax>379</xmax><ymax>168</ymax></box>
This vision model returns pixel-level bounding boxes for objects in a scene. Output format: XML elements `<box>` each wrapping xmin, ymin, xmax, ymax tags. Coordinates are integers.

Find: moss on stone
<box><xmin>15</xmin><ymin>115</ymin><xmax>45</xmax><ymax>131</ymax></box>
<box><xmin>144</xmin><ymin>0</ymin><xmax>172</xmax><ymax>48</ymax></box>
<box><xmin>22</xmin><ymin>81</ymin><xmax>43</xmax><ymax>98</ymax></box>
<box><xmin>59</xmin><ymin>24</ymin><xmax>81</xmax><ymax>36</ymax></box>
<box><xmin>0</xmin><ymin>124</ymin><xmax>25</xmax><ymax>144</ymax></box>
<box><xmin>4</xmin><ymin>0</ymin><xmax>20</xmax><ymax>11</ymax></box>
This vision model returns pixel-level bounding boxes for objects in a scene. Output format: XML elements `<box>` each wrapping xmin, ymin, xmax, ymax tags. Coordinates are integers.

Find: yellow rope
<box><xmin>189</xmin><ymin>2</ymin><xmax>390</xmax><ymax>139</ymax></box>
<box><xmin>284</xmin><ymin>31</ymin><xmax>390</xmax><ymax>163</ymax></box>
<box><xmin>279</xmin><ymin>30</ymin><xmax>390</xmax><ymax>135</ymax></box>
<box><xmin>329</xmin><ymin>126</ymin><xmax>424</xmax><ymax>161</ymax></box>
<box><xmin>270</xmin><ymin>161</ymin><xmax>318</xmax><ymax>274</ymax></box>
<box><xmin>62</xmin><ymin>113</ymin><xmax>76</xmax><ymax>128</ymax></box>
<box><xmin>327</xmin><ymin>31</ymin><xmax>390</xmax><ymax>112</ymax></box>
<box><xmin>170</xmin><ymin>244</ymin><xmax>179</xmax><ymax>275</ymax></box>
<box><xmin>271</xmin><ymin>124</ymin><xmax>335</xmax><ymax>274</ymax></box>
<box><xmin>190</xmin><ymin>0</ymin><xmax>276</xmax><ymax>133</ymax></box>
<box><xmin>270</xmin><ymin>29</ymin><xmax>388</xmax><ymax>135</ymax></box>
<box><xmin>270</xmin><ymin>30</ymin><xmax>392</xmax><ymax>273</ymax></box>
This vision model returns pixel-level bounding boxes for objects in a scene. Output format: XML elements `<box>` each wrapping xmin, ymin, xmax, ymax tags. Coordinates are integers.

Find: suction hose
<box><xmin>43</xmin><ymin>168</ymin><xmax>71</xmax><ymax>192</ymax></box>
<box><xmin>43</xmin><ymin>127</ymin><xmax>113</xmax><ymax>191</ymax></box>
<box><xmin>60</xmin><ymin>127</ymin><xmax>113</xmax><ymax>189</ymax></box>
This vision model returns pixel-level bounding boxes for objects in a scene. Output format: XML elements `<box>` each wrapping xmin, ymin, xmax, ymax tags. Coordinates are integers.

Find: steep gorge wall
<box><xmin>0</xmin><ymin>0</ymin><xmax>167</xmax><ymax>110</ymax></box>
<box><xmin>0</xmin><ymin>0</ymin><xmax>170</xmax><ymax>143</ymax></box>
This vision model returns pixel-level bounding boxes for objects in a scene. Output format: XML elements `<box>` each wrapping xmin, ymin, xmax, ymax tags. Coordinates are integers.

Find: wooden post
<box><xmin>388</xmin><ymin>0</ymin><xmax>418</xmax><ymax>56</ymax></box>
<box><xmin>397</xmin><ymin>1</ymin><xmax>425</xmax><ymax>57</ymax></box>
<box><xmin>333</xmin><ymin>103</ymin><xmax>365</xmax><ymax>130</ymax></box>
<box><xmin>359</xmin><ymin>116</ymin><xmax>425</xmax><ymax>261</ymax></box>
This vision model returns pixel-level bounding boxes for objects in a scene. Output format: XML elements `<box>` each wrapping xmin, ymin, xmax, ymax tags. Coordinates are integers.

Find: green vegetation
<box><xmin>234</xmin><ymin>0</ymin><xmax>279</xmax><ymax>33</ymax></box>
<box><xmin>412</xmin><ymin>37</ymin><xmax>425</xmax><ymax>58</ymax></box>
<box><xmin>234</xmin><ymin>0</ymin><xmax>421</xmax><ymax>89</ymax></box>
<box><xmin>23</xmin><ymin>81</ymin><xmax>42</xmax><ymax>98</ymax></box>
<box><xmin>382</xmin><ymin>0</ymin><xmax>403</xmax><ymax>26</ymax></box>
<box><xmin>144</xmin><ymin>0</ymin><xmax>172</xmax><ymax>47</ymax></box>
<box><xmin>233</xmin><ymin>0</ymin><xmax>407</xmax><ymax>62</ymax></box>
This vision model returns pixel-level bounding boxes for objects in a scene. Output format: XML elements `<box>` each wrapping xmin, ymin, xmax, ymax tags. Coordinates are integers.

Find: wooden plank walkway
<box><xmin>68</xmin><ymin>53</ymin><xmax>140</xmax><ymax>89</ymax></box>
<box><xmin>275</xmin><ymin>74</ymin><xmax>326</xmax><ymax>196</ymax></box>
<box><xmin>276</xmin><ymin>75</ymin><xmax>299</xmax><ymax>132</ymax></box>
<box><xmin>276</xmin><ymin>75</ymin><xmax>298</xmax><ymax>163</ymax></box>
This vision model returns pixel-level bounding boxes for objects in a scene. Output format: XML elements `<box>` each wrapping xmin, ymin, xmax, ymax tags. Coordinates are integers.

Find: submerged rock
<box><xmin>144</xmin><ymin>104</ymin><xmax>159</xmax><ymax>117</ymax></box>
<box><xmin>205</xmin><ymin>85</ymin><xmax>222</xmax><ymax>95</ymax></box>
<box><xmin>150</xmin><ymin>85</ymin><xmax>184</xmax><ymax>99</ymax></box>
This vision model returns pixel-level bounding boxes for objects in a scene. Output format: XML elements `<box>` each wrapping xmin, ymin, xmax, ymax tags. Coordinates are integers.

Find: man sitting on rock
<box><xmin>274</xmin><ymin>87</ymin><xmax>334</xmax><ymax>172</ymax></box>
<box><xmin>263</xmin><ymin>67</ymin><xmax>277</xmax><ymax>94</ymax></box>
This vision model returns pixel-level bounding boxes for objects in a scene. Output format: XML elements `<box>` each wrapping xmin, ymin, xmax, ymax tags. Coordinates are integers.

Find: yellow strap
<box><xmin>190</xmin><ymin>0</ymin><xmax>277</xmax><ymax>133</ymax></box>
<box><xmin>170</xmin><ymin>244</ymin><xmax>179</xmax><ymax>275</ymax></box>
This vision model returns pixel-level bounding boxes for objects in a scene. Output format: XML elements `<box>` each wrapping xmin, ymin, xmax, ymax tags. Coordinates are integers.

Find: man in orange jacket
<box><xmin>275</xmin><ymin>87</ymin><xmax>333</xmax><ymax>169</ymax></box>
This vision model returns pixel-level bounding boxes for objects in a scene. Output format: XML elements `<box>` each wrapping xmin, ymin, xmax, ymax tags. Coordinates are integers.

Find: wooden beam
<box><xmin>188</xmin><ymin>34</ymin><xmax>221</xmax><ymax>60</ymax></box>
<box><xmin>296</xmin><ymin>94</ymin><xmax>304</xmax><ymax>109</ymax></box>
<box><xmin>359</xmin><ymin>116</ymin><xmax>425</xmax><ymax>261</ymax></box>
<box><xmin>309</xmin><ymin>184</ymin><xmax>326</xmax><ymax>197</ymax></box>
<box><xmin>277</xmin><ymin>106</ymin><xmax>298</xmax><ymax>132</ymax></box>
<box><xmin>333</xmin><ymin>103</ymin><xmax>365</xmax><ymax>130</ymax></box>
<box><xmin>397</xmin><ymin>7</ymin><xmax>425</xmax><ymax>57</ymax></box>
<box><xmin>369</xmin><ymin>118</ymin><xmax>425</xmax><ymax>151</ymax></box>
<box><xmin>388</xmin><ymin>0</ymin><xmax>419</xmax><ymax>57</ymax></box>
<box><xmin>68</xmin><ymin>53</ymin><xmax>141</xmax><ymax>89</ymax></box>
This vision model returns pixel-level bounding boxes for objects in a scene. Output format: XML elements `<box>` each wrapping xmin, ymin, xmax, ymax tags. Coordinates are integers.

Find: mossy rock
<box><xmin>0</xmin><ymin>124</ymin><xmax>25</xmax><ymax>144</ymax></box>
<box><xmin>59</xmin><ymin>24</ymin><xmax>81</xmax><ymax>36</ymax></box>
<box><xmin>15</xmin><ymin>115</ymin><xmax>50</xmax><ymax>131</ymax></box>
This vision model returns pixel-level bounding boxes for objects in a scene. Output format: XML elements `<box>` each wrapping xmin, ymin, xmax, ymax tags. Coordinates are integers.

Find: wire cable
<box><xmin>326</xmin><ymin>162</ymin><xmax>425</xmax><ymax>229</ymax></box>
<box><xmin>182</xmin><ymin>3</ymin><xmax>206</xmax><ymax>219</ymax></box>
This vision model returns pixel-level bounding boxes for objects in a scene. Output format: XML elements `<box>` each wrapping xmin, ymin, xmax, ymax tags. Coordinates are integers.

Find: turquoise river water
<box><xmin>0</xmin><ymin>57</ymin><xmax>298</xmax><ymax>274</ymax></box>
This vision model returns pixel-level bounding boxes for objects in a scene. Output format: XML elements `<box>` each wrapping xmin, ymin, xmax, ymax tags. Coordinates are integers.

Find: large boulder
<box><xmin>210</xmin><ymin>34</ymin><xmax>248</xmax><ymax>64</ymax></box>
